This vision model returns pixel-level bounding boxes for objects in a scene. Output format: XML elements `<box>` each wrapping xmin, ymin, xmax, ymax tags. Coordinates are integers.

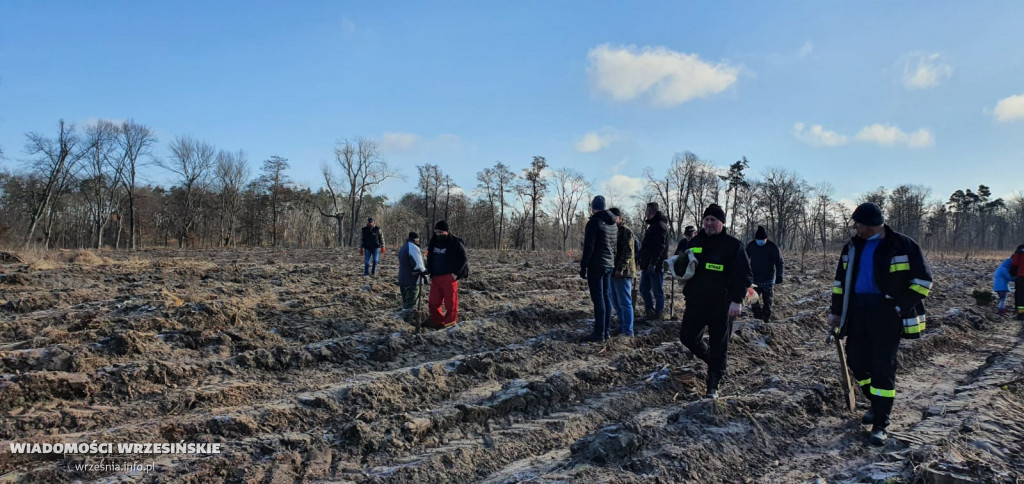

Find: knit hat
<box><xmin>591</xmin><ymin>195</ymin><xmax>606</xmax><ymax>211</ymax></box>
<box><xmin>852</xmin><ymin>202</ymin><xmax>884</xmax><ymax>226</ymax></box>
<box><xmin>434</xmin><ymin>220</ymin><xmax>450</xmax><ymax>232</ymax></box>
<box><xmin>755</xmin><ymin>226</ymin><xmax>767</xmax><ymax>240</ymax></box>
<box><xmin>608</xmin><ymin>207</ymin><xmax>621</xmax><ymax>217</ymax></box>
<box><xmin>367</xmin><ymin>217</ymin><xmax>374</xmax><ymax>223</ymax></box>
<box><xmin>684</xmin><ymin>225</ymin><xmax>697</xmax><ymax>236</ymax></box>
<box><xmin>703</xmin><ymin>204</ymin><xmax>726</xmax><ymax>224</ymax></box>
<box><xmin>408</xmin><ymin>231</ymin><xmax>419</xmax><ymax>241</ymax></box>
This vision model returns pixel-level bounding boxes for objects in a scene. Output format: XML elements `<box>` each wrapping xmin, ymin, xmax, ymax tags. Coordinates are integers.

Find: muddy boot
<box><xmin>581</xmin><ymin>333</ymin><xmax>606</xmax><ymax>344</ymax></box>
<box><xmin>860</xmin><ymin>409</ymin><xmax>889</xmax><ymax>426</ymax></box>
<box><xmin>869</xmin><ymin>426</ymin><xmax>888</xmax><ymax>446</ymax></box>
<box><xmin>705</xmin><ymin>370</ymin><xmax>722</xmax><ymax>399</ymax></box>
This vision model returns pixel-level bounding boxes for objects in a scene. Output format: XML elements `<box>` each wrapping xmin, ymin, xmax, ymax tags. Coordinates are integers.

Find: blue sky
<box><xmin>2</xmin><ymin>1</ymin><xmax>1023</xmax><ymax>206</ymax></box>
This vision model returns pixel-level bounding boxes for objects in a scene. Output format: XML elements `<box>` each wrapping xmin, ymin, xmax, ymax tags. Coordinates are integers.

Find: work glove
<box><xmin>579</xmin><ymin>267</ymin><xmax>588</xmax><ymax>279</ymax></box>
<box><xmin>382</xmin><ymin>247</ymin><xmax>386</xmax><ymax>253</ymax></box>
<box><xmin>775</xmin><ymin>276</ymin><xmax>783</xmax><ymax>285</ymax></box>
<box><xmin>360</xmin><ymin>248</ymin><xmax>364</xmax><ymax>255</ymax></box>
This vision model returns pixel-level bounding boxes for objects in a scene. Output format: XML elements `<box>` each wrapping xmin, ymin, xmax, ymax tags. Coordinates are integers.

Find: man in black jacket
<box><xmin>829</xmin><ymin>203</ymin><xmax>932</xmax><ymax>446</ymax></box>
<box><xmin>746</xmin><ymin>225</ymin><xmax>784</xmax><ymax>322</ymax></box>
<box><xmin>580</xmin><ymin>195</ymin><xmax>617</xmax><ymax>342</ymax></box>
<box><xmin>426</xmin><ymin>220</ymin><xmax>469</xmax><ymax>329</ymax></box>
<box><xmin>680</xmin><ymin>204</ymin><xmax>752</xmax><ymax>399</ymax></box>
<box><xmin>360</xmin><ymin>217</ymin><xmax>385</xmax><ymax>276</ymax></box>
<box><xmin>638</xmin><ymin>202</ymin><xmax>670</xmax><ymax>321</ymax></box>
<box><xmin>674</xmin><ymin>225</ymin><xmax>697</xmax><ymax>255</ymax></box>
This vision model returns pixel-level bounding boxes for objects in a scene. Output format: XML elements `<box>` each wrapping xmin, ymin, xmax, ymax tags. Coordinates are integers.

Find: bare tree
<box><xmin>22</xmin><ymin>120</ymin><xmax>87</xmax><ymax>249</ymax></box>
<box><xmin>162</xmin><ymin>135</ymin><xmax>216</xmax><ymax>248</ymax></box>
<box><xmin>83</xmin><ymin>120</ymin><xmax>121</xmax><ymax>249</ymax></box>
<box><xmin>550</xmin><ymin>167</ymin><xmax>590</xmax><ymax>250</ymax></box>
<box><xmin>524</xmin><ymin>156</ymin><xmax>548</xmax><ymax>251</ymax></box>
<box><xmin>720</xmin><ymin>157</ymin><xmax>750</xmax><ymax>223</ymax></box>
<box><xmin>887</xmin><ymin>184</ymin><xmax>930</xmax><ymax>241</ymax></box>
<box><xmin>260</xmin><ymin>155</ymin><xmax>291</xmax><ymax>247</ymax></box>
<box><xmin>493</xmin><ymin>162</ymin><xmax>516</xmax><ymax>249</ymax></box>
<box><xmin>115</xmin><ymin>120</ymin><xmax>157</xmax><ymax>250</ymax></box>
<box><xmin>759</xmin><ymin>167</ymin><xmax>807</xmax><ymax>249</ymax></box>
<box><xmin>336</xmin><ymin>138</ymin><xmax>398</xmax><ymax>246</ymax></box>
<box><xmin>316</xmin><ymin>163</ymin><xmax>346</xmax><ymax>247</ymax></box>
<box><xmin>214</xmin><ymin>150</ymin><xmax>249</xmax><ymax>247</ymax></box>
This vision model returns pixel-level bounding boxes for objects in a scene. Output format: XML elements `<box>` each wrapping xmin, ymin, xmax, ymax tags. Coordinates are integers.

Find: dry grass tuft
<box><xmin>69</xmin><ymin>250</ymin><xmax>107</xmax><ymax>266</ymax></box>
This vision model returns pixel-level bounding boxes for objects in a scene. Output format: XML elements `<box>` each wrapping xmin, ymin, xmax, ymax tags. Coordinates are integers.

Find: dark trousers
<box><xmin>751</xmin><ymin>282</ymin><xmax>775</xmax><ymax>321</ymax></box>
<box><xmin>1016</xmin><ymin>277</ymin><xmax>1024</xmax><ymax>316</ymax></box>
<box><xmin>679</xmin><ymin>299</ymin><xmax>733</xmax><ymax>386</ymax></box>
<box><xmin>639</xmin><ymin>265</ymin><xmax>665</xmax><ymax>316</ymax></box>
<box><xmin>587</xmin><ymin>268</ymin><xmax>613</xmax><ymax>339</ymax></box>
<box><xmin>845</xmin><ymin>294</ymin><xmax>901</xmax><ymax>428</ymax></box>
<box><xmin>400</xmin><ymin>285</ymin><xmax>419</xmax><ymax>309</ymax></box>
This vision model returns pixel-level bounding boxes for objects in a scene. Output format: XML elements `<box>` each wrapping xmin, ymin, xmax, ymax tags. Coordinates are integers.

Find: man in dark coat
<box><xmin>637</xmin><ymin>202</ymin><xmax>670</xmax><ymax>321</ymax></box>
<box><xmin>828</xmin><ymin>202</ymin><xmax>932</xmax><ymax>446</ymax></box>
<box><xmin>426</xmin><ymin>220</ymin><xmax>469</xmax><ymax>329</ymax></box>
<box><xmin>397</xmin><ymin>232</ymin><xmax>427</xmax><ymax>311</ymax></box>
<box><xmin>680</xmin><ymin>204</ymin><xmax>752</xmax><ymax>399</ymax></box>
<box><xmin>360</xmin><ymin>217</ymin><xmax>385</xmax><ymax>276</ymax></box>
<box><xmin>674</xmin><ymin>225</ymin><xmax>698</xmax><ymax>255</ymax></box>
<box><xmin>746</xmin><ymin>225</ymin><xmax>784</xmax><ymax>322</ymax></box>
<box><xmin>580</xmin><ymin>195</ymin><xmax>617</xmax><ymax>342</ymax></box>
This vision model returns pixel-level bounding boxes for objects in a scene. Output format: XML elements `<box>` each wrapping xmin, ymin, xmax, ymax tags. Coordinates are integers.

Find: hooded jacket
<box><xmin>829</xmin><ymin>225</ymin><xmax>932</xmax><ymax>338</ymax></box>
<box><xmin>682</xmin><ymin>228</ymin><xmax>752</xmax><ymax>304</ymax></box>
<box><xmin>397</xmin><ymin>239</ymin><xmax>427</xmax><ymax>287</ymax></box>
<box><xmin>638</xmin><ymin>211</ymin><xmax>670</xmax><ymax>270</ymax></box>
<box><xmin>426</xmin><ymin>234</ymin><xmax>469</xmax><ymax>279</ymax></box>
<box><xmin>581</xmin><ymin>209</ymin><xmax>617</xmax><ymax>271</ymax></box>
<box><xmin>745</xmin><ymin>239</ymin><xmax>784</xmax><ymax>284</ymax></box>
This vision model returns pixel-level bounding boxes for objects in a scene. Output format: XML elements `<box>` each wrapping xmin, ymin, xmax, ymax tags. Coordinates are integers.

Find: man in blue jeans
<box><xmin>360</xmin><ymin>217</ymin><xmax>385</xmax><ymax>276</ymax></box>
<box><xmin>638</xmin><ymin>202</ymin><xmax>670</xmax><ymax>321</ymax></box>
<box><xmin>609</xmin><ymin>208</ymin><xmax>637</xmax><ymax>336</ymax></box>
<box><xmin>579</xmin><ymin>195</ymin><xmax>617</xmax><ymax>343</ymax></box>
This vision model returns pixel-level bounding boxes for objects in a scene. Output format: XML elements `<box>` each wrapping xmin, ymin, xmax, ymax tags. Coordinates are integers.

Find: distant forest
<box><xmin>2</xmin><ymin>120</ymin><xmax>1022</xmax><ymax>255</ymax></box>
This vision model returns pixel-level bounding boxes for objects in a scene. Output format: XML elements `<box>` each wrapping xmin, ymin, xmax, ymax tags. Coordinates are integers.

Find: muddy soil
<box><xmin>0</xmin><ymin>248</ymin><xmax>1021</xmax><ymax>483</ymax></box>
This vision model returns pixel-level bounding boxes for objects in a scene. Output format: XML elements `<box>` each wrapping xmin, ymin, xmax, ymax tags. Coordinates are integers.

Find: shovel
<box><xmin>415</xmin><ymin>273</ymin><xmax>427</xmax><ymax>334</ymax></box>
<box><xmin>826</xmin><ymin>329</ymin><xmax>857</xmax><ymax>412</ymax></box>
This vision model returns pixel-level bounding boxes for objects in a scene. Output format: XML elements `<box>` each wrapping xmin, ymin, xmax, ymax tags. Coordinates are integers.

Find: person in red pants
<box><xmin>425</xmin><ymin>220</ymin><xmax>469</xmax><ymax>329</ymax></box>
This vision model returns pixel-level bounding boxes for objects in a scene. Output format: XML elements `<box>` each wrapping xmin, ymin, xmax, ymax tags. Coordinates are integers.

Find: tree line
<box><xmin>2</xmin><ymin>119</ymin><xmax>1022</xmax><ymax>255</ymax></box>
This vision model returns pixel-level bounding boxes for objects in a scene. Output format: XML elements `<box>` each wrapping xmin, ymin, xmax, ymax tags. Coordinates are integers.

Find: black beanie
<box><xmin>703</xmin><ymin>204</ymin><xmax>726</xmax><ymax>224</ymax></box>
<box><xmin>755</xmin><ymin>226</ymin><xmax>767</xmax><ymax>240</ymax></box>
<box><xmin>434</xmin><ymin>220</ymin><xmax>450</xmax><ymax>232</ymax></box>
<box><xmin>684</xmin><ymin>225</ymin><xmax>697</xmax><ymax>235</ymax></box>
<box><xmin>852</xmin><ymin>203</ymin><xmax>884</xmax><ymax>225</ymax></box>
<box><xmin>591</xmin><ymin>195</ymin><xmax>606</xmax><ymax>211</ymax></box>
<box><xmin>408</xmin><ymin>231</ymin><xmax>419</xmax><ymax>241</ymax></box>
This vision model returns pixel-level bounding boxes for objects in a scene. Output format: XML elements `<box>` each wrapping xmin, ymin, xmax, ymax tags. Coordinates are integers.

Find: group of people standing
<box><xmin>581</xmin><ymin>198</ymin><xmax>935</xmax><ymax>447</ymax></box>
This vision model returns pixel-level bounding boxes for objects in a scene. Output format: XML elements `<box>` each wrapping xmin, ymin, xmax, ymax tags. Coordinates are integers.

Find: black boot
<box><xmin>869</xmin><ymin>426</ymin><xmax>888</xmax><ymax>446</ymax></box>
<box><xmin>705</xmin><ymin>370</ymin><xmax>722</xmax><ymax>399</ymax></box>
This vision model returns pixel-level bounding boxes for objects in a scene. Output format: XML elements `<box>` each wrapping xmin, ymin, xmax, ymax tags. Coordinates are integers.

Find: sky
<box><xmin>2</xmin><ymin>1</ymin><xmax>1023</xmax><ymax>210</ymax></box>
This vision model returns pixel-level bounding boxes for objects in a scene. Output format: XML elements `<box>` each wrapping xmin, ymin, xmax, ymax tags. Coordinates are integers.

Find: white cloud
<box><xmin>799</xmin><ymin>41</ymin><xmax>813</xmax><ymax>58</ymax></box>
<box><xmin>793</xmin><ymin>122</ymin><xmax>848</xmax><ymax>147</ymax></box>
<box><xmin>993</xmin><ymin>93</ymin><xmax>1024</xmax><ymax>122</ymax></box>
<box><xmin>587</xmin><ymin>44</ymin><xmax>741</xmax><ymax>107</ymax></box>
<box><xmin>855</xmin><ymin>124</ymin><xmax>934</xmax><ymax>148</ymax></box>
<box><xmin>575</xmin><ymin>130</ymin><xmax>618</xmax><ymax>153</ymax></box>
<box><xmin>600</xmin><ymin>174</ymin><xmax>644</xmax><ymax>201</ymax></box>
<box><xmin>902</xmin><ymin>53</ymin><xmax>952</xmax><ymax>90</ymax></box>
<box><xmin>380</xmin><ymin>132</ymin><xmax>421</xmax><ymax>152</ymax></box>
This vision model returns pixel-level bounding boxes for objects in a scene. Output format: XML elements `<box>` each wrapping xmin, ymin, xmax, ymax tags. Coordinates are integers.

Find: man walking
<box><xmin>360</xmin><ymin>217</ymin><xmax>385</xmax><ymax>276</ymax></box>
<box><xmin>746</xmin><ymin>225</ymin><xmax>784</xmax><ymax>322</ymax></box>
<box><xmin>397</xmin><ymin>231</ymin><xmax>427</xmax><ymax>313</ymax></box>
<box><xmin>579</xmin><ymin>196</ymin><xmax>617</xmax><ymax>342</ymax></box>
<box><xmin>426</xmin><ymin>221</ymin><xmax>469</xmax><ymax>329</ymax></box>
<box><xmin>829</xmin><ymin>202</ymin><xmax>932</xmax><ymax>446</ymax></box>
<box><xmin>679</xmin><ymin>204</ymin><xmax>752</xmax><ymax>399</ymax></box>
<box><xmin>638</xmin><ymin>202</ymin><xmax>670</xmax><ymax>321</ymax></box>
<box><xmin>609</xmin><ymin>208</ymin><xmax>637</xmax><ymax>336</ymax></box>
